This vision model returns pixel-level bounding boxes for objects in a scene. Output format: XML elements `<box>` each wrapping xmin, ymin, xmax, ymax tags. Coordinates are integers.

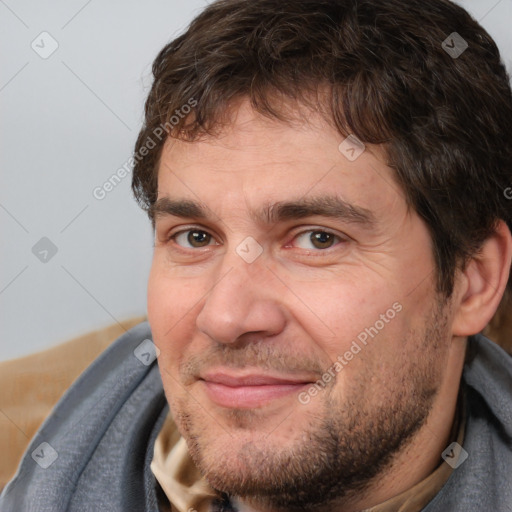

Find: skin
<box><xmin>147</xmin><ymin>98</ymin><xmax>511</xmax><ymax>511</ymax></box>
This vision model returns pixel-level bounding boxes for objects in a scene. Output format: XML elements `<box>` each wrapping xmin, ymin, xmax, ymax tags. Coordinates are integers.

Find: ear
<box><xmin>452</xmin><ymin>220</ymin><xmax>512</xmax><ymax>336</ymax></box>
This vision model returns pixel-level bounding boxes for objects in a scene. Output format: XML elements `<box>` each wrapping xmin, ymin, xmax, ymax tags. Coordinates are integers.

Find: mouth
<box><xmin>199</xmin><ymin>370</ymin><xmax>314</xmax><ymax>409</ymax></box>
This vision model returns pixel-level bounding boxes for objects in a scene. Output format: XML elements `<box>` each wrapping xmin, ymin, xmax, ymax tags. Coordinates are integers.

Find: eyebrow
<box><xmin>150</xmin><ymin>195</ymin><xmax>376</xmax><ymax>228</ymax></box>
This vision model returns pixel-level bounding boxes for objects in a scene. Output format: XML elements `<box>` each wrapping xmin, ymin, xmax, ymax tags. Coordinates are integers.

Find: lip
<box><xmin>199</xmin><ymin>370</ymin><xmax>313</xmax><ymax>409</ymax></box>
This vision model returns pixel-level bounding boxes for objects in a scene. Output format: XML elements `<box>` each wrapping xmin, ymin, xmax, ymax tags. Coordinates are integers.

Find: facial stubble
<box><xmin>166</xmin><ymin>298</ymin><xmax>450</xmax><ymax>512</ymax></box>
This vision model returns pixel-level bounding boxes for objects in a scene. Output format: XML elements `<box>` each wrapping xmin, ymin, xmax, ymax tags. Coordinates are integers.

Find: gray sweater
<box><xmin>1</xmin><ymin>322</ymin><xmax>511</xmax><ymax>511</ymax></box>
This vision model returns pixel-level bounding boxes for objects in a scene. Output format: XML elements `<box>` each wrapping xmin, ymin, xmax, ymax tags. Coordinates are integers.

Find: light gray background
<box><xmin>1</xmin><ymin>0</ymin><xmax>511</xmax><ymax>361</ymax></box>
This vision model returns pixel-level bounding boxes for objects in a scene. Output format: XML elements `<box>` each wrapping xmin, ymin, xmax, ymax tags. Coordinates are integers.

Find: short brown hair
<box><xmin>132</xmin><ymin>0</ymin><xmax>512</xmax><ymax>297</ymax></box>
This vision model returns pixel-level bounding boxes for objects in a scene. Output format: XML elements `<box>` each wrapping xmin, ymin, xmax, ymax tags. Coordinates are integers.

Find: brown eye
<box><xmin>310</xmin><ymin>231</ymin><xmax>336</xmax><ymax>249</ymax></box>
<box><xmin>174</xmin><ymin>229</ymin><xmax>213</xmax><ymax>248</ymax></box>
<box><xmin>187</xmin><ymin>230</ymin><xmax>211</xmax><ymax>247</ymax></box>
<box><xmin>293</xmin><ymin>230</ymin><xmax>341</xmax><ymax>250</ymax></box>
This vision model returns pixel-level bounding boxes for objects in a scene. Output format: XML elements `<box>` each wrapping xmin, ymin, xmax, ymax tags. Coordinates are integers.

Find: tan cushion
<box><xmin>0</xmin><ymin>317</ymin><xmax>146</xmax><ymax>490</ymax></box>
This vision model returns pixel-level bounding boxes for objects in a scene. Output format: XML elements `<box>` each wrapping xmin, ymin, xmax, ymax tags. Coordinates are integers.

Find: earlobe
<box><xmin>452</xmin><ymin>220</ymin><xmax>512</xmax><ymax>337</ymax></box>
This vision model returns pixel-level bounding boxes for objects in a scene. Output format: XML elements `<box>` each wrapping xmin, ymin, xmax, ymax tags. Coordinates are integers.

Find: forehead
<box><xmin>155</xmin><ymin>99</ymin><xmax>405</xmax><ymax>219</ymax></box>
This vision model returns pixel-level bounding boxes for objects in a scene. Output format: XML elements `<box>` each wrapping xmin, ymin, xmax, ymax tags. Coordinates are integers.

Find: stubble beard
<box><xmin>167</xmin><ymin>298</ymin><xmax>450</xmax><ymax>512</ymax></box>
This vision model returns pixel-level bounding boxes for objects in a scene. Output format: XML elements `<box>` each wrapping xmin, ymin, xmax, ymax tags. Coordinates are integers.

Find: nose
<box><xmin>195</xmin><ymin>257</ymin><xmax>287</xmax><ymax>345</ymax></box>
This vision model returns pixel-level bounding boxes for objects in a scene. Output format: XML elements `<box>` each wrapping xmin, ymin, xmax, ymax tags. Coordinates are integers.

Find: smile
<box><xmin>199</xmin><ymin>371</ymin><xmax>313</xmax><ymax>408</ymax></box>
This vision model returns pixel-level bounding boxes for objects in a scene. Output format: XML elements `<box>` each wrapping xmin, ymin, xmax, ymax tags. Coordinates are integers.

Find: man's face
<box><xmin>148</xmin><ymin>99</ymin><xmax>452</xmax><ymax>509</ymax></box>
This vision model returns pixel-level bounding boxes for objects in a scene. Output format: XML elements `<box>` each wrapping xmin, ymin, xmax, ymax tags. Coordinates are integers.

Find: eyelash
<box><xmin>165</xmin><ymin>226</ymin><xmax>346</xmax><ymax>252</ymax></box>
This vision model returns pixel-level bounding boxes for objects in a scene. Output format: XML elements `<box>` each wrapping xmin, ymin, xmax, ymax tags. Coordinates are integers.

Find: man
<box><xmin>2</xmin><ymin>0</ymin><xmax>512</xmax><ymax>510</ymax></box>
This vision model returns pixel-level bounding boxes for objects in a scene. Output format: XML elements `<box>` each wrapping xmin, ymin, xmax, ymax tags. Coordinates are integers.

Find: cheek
<box><xmin>147</xmin><ymin>260</ymin><xmax>199</xmax><ymax>363</ymax></box>
<box><xmin>147</xmin><ymin>262</ymin><xmax>169</xmax><ymax>336</ymax></box>
<box><xmin>288</xmin><ymin>276</ymin><xmax>403</xmax><ymax>360</ymax></box>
